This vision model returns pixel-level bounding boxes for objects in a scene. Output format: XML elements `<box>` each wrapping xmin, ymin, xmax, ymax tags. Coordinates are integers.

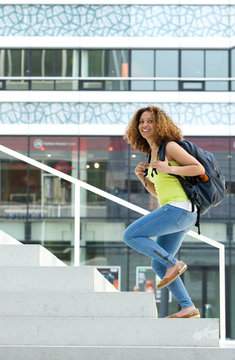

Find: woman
<box><xmin>123</xmin><ymin>106</ymin><xmax>204</xmax><ymax>318</ymax></box>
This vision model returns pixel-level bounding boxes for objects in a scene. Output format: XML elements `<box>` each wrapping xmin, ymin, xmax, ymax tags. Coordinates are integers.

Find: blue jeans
<box><xmin>123</xmin><ymin>204</ymin><xmax>197</xmax><ymax>309</ymax></box>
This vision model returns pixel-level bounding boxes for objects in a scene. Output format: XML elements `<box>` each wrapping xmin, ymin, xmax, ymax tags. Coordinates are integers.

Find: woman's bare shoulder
<box><xmin>165</xmin><ymin>141</ymin><xmax>182</xmax><ymax>160</ymax></box>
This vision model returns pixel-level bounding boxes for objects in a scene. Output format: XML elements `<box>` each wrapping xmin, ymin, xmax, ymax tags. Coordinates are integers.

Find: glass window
<box><xmin>154</xmin><ymin>81</ymin><xmax>178</xmax><ymax>91</ymax></box>
<box><xmin>230</xmin><ymin>137</ymin><xmax>235</xmax><ymax>223</ymax></box>
<box><xmin>131</xmin><ymin>50</ymin><xmax>154</xmax><ymax>77</ymax></box>
<box><xmin>31</xmin><ymin>49</ymin><xmax>54</xmax><ymax>77</ymax></box>
<box><xmin>4</xmin><ymin>49</ymin><xmax>29</xmax><ymax>90</ymax></box>
<box><xmin>0</xmin><ymin>221</ymin><xmax>26</xmax><ymax>242</ymax></box>
<box><xmin>0</xmin><ymin>136</ymin><xmax>28</xmax><ymax>154</ymax></box>
<box><xmin>31</xmin><ymin>220</ymin><xmax>74</xmax><ymax>264</ymax></box>
<box><xmin>5</xmin><ymin>80</ymin><xmax>29</xmax><ymax>90</ymax></box>
<box><xmin>181</xmin><ymin>50</ymin><xmax>204</xmax><ymax>78</ymax></box>
<box><xmin>55</xmin><ymin>80</ymin><xmax>78</xmax><ymax>91</ymax></box>
<box><xmin>79</xmin><ymin>136</ymin><xmax>129</xmax><ymax>218</ymax></box>
<box><xmin>105</xmin><ymin>50</ymin><xmax>129</xmax><ymax>77</ymax></box>
<box><xmin>55</xmin><ymin>50</ymin><xmax>79</xmax><ymax>77</ymax></box>
<box><xmin>81</xmin><ymin>50</ymin><xmax>104</xmax><ymax>77</ymax></box>
<box><xmin>31</xmin><ymin>49</ymin><xmax>41</xmax><ymax>76</ymax></box>
<box><xmin>31</xmin><ymin>50</ymin><xmax>55</xmax><ymax>90</ymax></box>
<box><xmin>205</xmin><ymin>80</ymin><xmax>228</xmax><ymax>91</ymax></box>
<box><xmin>55</xmin><ymin>50</ymin><xmax>79</xmax><ymax>90</ymax></box>
<box><xmin>79</xmin><ymin>136</ymin><xmax>130</xmax><ymax>275</ymax></box>
<box><xmin>205</xmin><ymin>50</ymin><xmax>228</xmax><ymax>91</ymax></box>
<box><xmin>81</xmin><ymin>50</ymin><xmax>105</xmax><ymax>90</ymax></box>
<box><xmin>0</xmin><ymin>137</ymin><xmax>28</xmax><ymax>234</ymax></box>
<box><xmin>131</xmin><ymin>80</ymin><xmax>154</xmax><ymax>91</ymax></box>
<box><xmin>206</xmin><ymin>50</ymin><xmax>228</xmax><ymax>77</ymax></box>
<box><xmin>5</xmin><ymin>49</ymin><xmax>29</xmax><ymax>77</ymax></box>
<box><xmin>155</xmin><ymin>50</ymin><xmax>178</xmax><ymax>90</ymax></box>
<box><xmin>199</xmin><ymin>222</ymin><xmax>227</xmax><ymax>242</ymax></box>
<box><xmin>31</xmin><ymin>80</ymin><xmax>54</xmax><ymax>90</ymax></box>
<box><xmin>0</xmin><ymin>137</ymin><xmax>28</xmax><ymax>211</ymax></box>
<box><xmin>231</xmin><ymin>48</ymin><xmax>235</xmax><ymax>91</ymax></box>
<box><xmin>81</xmin><ymin>49</ymin><xmax>129</xmax><ymax>90</ymax></box>
<box><xmin>183</xmin><ymin>268</ymin><xmax>203</xmax><ymax>316</ymax></box>
<box><xmin>231</xmin><ymin>249</ymin><xmax>235</xmax><ymax>338</ymax></box>
<box><xmin>181</xmin><ymin>81</ymin><xmax>203</xmax><ymax>90</ymax></box>
<box><xmin>29</xmin><ymin>136</ymin><xmax>79</xmax><ymax>218</ymax></box>
<box><xmin>156</xmin><ymin>50</ymin><xmax>178</xmax><ymax>77</ymax></box>
<box><xmin>0</xmin><ymin>49</ymin><xmax>5</xmax><ymax>76</ymax></box>
<box><xmin>0</xmin><ymin>136</ymin><xmax>79</xmax><ymax>263</ymax></box>
<box><xmin>180</xmin><ymin>247</ymin><xmax>220</xmax><ymax>318</ymax></box>
<box><xmin>131</xmin><ymin>50</ymin><xmax>154</xmax><ymax>90</ymax></box>
<box><xmin>105</xmin><ymin>50</ymin><xmax>129</xmax><ymax>91</ymax></box>
<box><xmin>80</xmin><ymin>244</ymin><xmax>128</xmax><ymax>291</ymax></box>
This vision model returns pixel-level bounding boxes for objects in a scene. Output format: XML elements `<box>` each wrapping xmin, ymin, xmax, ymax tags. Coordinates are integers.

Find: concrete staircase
<box><xmin>0</xmin><ymin>230</ymin><xmax>234</xmax><ymax>359</ymax></box>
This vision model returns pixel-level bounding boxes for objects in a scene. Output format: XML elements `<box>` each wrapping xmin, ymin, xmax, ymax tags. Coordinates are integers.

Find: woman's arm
<box><xmin>151</xmin><ymin>141</ymin><xmax>205</xmax><ymax>176</ymax></box>
<box><xmin>135</xmin><ymin>162</ymin><xmax>158</xmax><ymax>198</ymax></box>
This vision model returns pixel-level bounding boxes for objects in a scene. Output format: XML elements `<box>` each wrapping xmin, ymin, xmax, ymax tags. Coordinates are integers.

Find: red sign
<box><xmin>55</xmin><ymin>161</ymin><xmax>70</xmax><ymax>174</ymax></box>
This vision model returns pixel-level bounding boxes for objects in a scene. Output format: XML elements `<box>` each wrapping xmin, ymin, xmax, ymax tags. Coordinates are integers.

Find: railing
<box><xmin>0</xmin><ymin>76</ymin><xmax>234</xmax><ymax>91</ymax></box>
<box><xmin>0</xmin><ymin>143</ymin><xmax>226</xmax><ymax>343</ymax></box>
<box><xmin>1</xmin><ymin>76</ymin><xmax>235</xmax><ymax>81</ymax></box>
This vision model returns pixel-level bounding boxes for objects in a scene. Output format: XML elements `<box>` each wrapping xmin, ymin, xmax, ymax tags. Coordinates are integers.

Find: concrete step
<box><xmin>0</xmin><ymin>291</ymin><xmax>157</xmax><ymax>318</ymax></box>
<box><xmin>0</xmin><ymin>245</ymin><xmax>66</xmax><ymax>266</ymax></box>
<box><xmin>0</xmin><ymin>345</ymin><xmax>232</xmax><ymax>360</ymax></box>
<box><xmin>0</xmin><ymin>266</ymin><xmax>117</xmax><ymax>292</ymax></box>
<box><xmin>0</xmin><ymin>318</ymin><xmax>219</xmax><ymax>347</ymax></box>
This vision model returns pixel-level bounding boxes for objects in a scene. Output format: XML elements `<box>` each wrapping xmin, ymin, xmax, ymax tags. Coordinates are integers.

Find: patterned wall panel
<box><xmin>0</xmin><ymin>5</ymin><xmax>234</xmax><ymax>37</ymax></box>
<box><xmin>0</xmin><ymin>102</ymin><xmax>233</xmax><ymax>128</ymax></box>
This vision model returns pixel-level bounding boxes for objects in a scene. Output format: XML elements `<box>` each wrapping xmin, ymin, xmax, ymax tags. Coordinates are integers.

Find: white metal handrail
<box><xmin>0</xmin><ymin>143</ymin><xmax>226</xmax><ymax>343</ymax></box>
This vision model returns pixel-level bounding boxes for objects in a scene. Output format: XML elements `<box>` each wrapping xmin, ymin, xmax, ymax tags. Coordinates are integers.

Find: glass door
<box><xmin>183</xmin><ymin>266</ymin><xmax>219</xmax><ymax>318</ymax></box>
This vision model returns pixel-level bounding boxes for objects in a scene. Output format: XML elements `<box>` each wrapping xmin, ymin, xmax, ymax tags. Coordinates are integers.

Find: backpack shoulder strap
<box><xmin>144</xmin><ymin>151</ymin><xmax>151</xmax><ymax>177</ymax></box>
<box><xmin>146</xmin><ymin>151</ymin><xmax>151</xmax><ymax>163</ymax></box>
<box><xmin>144</xmin><ymin>139</ymin><xmax>182</xmax><ymax>176</ymax></box>
<box><xmin>158</xmin><ymin>139</ymin><xmax>181</xmax><ymax>161</ymax></box>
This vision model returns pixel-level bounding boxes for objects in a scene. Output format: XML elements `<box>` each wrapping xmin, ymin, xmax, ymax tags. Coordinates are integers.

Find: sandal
<box><xmin>157</xmin><ymin>260</ymin><xmax>188</xmax><ymax>290</ymax></box>
<box><xmin>166</xmin><ymin>309</ymin><xmax>200</xmax><ymax>318</ymax></box>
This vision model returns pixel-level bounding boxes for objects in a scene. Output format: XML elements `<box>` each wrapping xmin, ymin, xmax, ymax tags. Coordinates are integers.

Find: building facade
<box><xmin>0</xmin><ymin>0</ymin><xmax>234</xmax><ymax>337</ymax></box>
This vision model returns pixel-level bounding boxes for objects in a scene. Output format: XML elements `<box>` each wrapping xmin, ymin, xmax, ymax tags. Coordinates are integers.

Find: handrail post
<box><xmin>219</xmin><ymin>245</ymin><xmax>226</xmax><ymax>343</ymax></box>
<box><xmin>74</xmin><ymin>182</ymin><xmax>80</xmax><ymax>266</ymax></box>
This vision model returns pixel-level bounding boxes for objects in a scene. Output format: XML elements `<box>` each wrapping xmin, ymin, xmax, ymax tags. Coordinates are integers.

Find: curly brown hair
<box><xmin>123</xmin><ymin>105</ymin><xmax>183</xmax><ymax>154</ymax></box>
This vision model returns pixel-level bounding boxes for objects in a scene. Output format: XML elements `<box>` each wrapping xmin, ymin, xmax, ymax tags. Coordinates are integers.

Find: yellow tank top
<box><xmin>147</xmin><ymin>161</ymin><xmax>189</xmax><ymax>206</ymax></box>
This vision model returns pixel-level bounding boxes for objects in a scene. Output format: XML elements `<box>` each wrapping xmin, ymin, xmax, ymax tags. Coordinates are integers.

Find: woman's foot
<box><xmin>166</xmin><ymin>306</ymin><xmax>200</xmax><ymax>318</ymax></box>
<box><xmin>157</xmin><ymin>260</ymin><xmax>187</xmax><ymax>290</ymax></box>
